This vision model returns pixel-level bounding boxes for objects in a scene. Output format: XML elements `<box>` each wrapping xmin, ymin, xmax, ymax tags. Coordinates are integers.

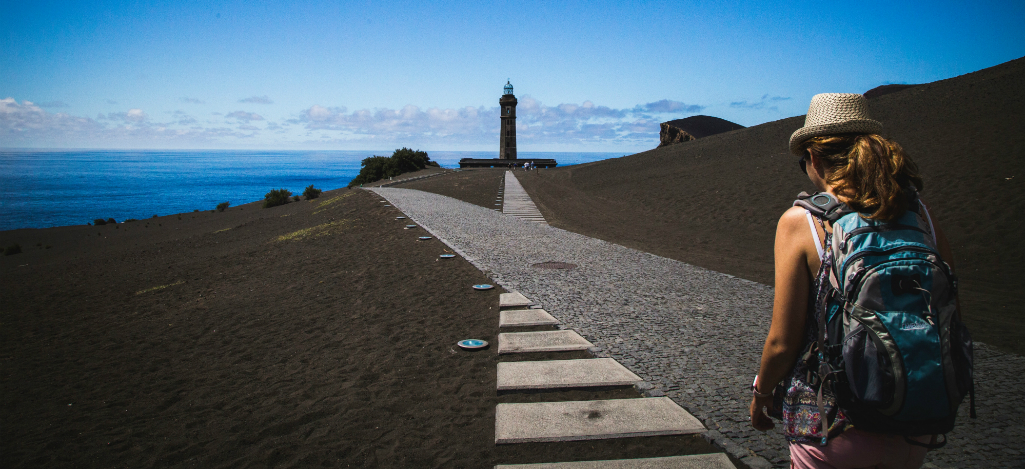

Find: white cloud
<box><xmin>294</xmin><ymin>96</ymin><xmax>705</xmax><ymax>146</ymax></box>
<box><xmin>239</xmin><ymin>95</ymin><xmax>273</xmax><ymax>104</ymax></box>
<box><xmin>0</xmin><ymin>95</ymin><xmax>711</xmax><ymax>149</ymax></box>
<box><xmin>0</xmin><ymin>98</ymin><xmax>252</xmax><ymax>146</ymax></box>
<box><xmin>126</xmin><ymin>109</ymin><xmax>147</xmax><ymax>122</ymax></box>
<box><xmin>307</xmin><ymin>105</ymin><xmax>337</xmax><ymax>121</ymax></box>
<box><xmin>225</xmin><ymin>111</ymin><xmax>264</xmax><ymax>122</ymax></box>
<box><xmin>97</xmin><ymin>109</ymin><xmax>148</xmax><ymax>124</ymax></box>
<box><xmin>639</xmin><ymin>99</ymin><xmax>704</xmax><ymax>113</ymax></box>
<box><xmin>730</xmin><ymin>94</ymin><xmax>791</xmax><ymax>110</ymax></box>
<box><xmin>1</xmin><ymin>98</ymin><xmax>105</xmax><ymax>141</ymax></box>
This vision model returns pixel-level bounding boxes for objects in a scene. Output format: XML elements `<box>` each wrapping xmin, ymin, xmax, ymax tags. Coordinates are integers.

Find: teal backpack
<box><xmin>795</xmin><ymin>191</ymin><xmax>975</xmax><ymax>447</ymax></box>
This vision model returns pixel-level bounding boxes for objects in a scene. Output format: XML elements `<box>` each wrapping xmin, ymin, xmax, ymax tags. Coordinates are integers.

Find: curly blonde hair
<box><xmin>801</xmin><ymin>134</ymin><xmax>923</xmax><ymax>221</ymax></box>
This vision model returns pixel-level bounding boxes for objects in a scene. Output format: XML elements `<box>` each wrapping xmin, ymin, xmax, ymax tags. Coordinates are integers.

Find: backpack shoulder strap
<box><xmin>918</xmin><ymin>199</ymin><xmax>938</xmax><ymax>246</ymax></box>
<box><xmin>794</xmin><ymin>191</ymin><xmax>854</xmax><ymax>223</ymax></box>
<box><xmin>804</xmin><ymin>211</ymin><xmax>825</xmax><ymax>262</ymax></box>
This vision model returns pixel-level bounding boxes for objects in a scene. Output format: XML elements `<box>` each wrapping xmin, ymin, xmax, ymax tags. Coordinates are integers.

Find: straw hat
<box><xmin>789</xmin><ymin>93</ymin><xmax>882</xmax><ymax>155</ymax></box>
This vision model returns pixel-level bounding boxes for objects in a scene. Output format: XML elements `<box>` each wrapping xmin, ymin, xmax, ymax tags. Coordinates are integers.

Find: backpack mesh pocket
<box><xmin>843</xmin><ymin>321</ymin><xmax>896</xmax><ymax>408</ymax></box>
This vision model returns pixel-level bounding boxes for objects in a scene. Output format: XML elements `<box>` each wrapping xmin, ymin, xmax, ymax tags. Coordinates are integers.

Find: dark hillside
<box><xmin>518</xmin><ymin>56</ymin><xmax>1025</xmax><ymax>354</ymax></box>
<box><xmin>658</xmin><ymin>115</ymin><xmax>745</xmax><ymax>147</ymax></box>
<box><xmin>864</xmin><ymin>83</ymin><xmax>920</xmax><ymax>99</ymax></box>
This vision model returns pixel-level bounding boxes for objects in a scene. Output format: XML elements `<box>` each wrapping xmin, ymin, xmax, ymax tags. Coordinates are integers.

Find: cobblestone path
<box><xmin>372</xmin><ymin>187</ymin><xmax>1025</xmax><ymax>468</ymax></box>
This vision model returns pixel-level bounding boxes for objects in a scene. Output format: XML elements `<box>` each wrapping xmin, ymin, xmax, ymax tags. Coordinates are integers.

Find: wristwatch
<box><xmin>751</xmin><ymin>375</ymin><xmax>772</xmax><ymax>398</ymax></box>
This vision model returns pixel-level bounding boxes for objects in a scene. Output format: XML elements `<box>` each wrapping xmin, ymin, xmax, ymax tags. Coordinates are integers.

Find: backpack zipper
<box><xmin>845</xmin><ymin>257</ymin><xmax>952</xmax><ymax>324</ymax></box>
<box><xmin>838</xmin><ymin>245</ymin><xmax>939</xmax><ymax>286</ymax></box>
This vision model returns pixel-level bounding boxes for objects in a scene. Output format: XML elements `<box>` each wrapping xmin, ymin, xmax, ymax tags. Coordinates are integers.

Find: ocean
<box><xmin>0</xmin><ymin>150</ymin><xmax>625</xmax><ymax>231</ymax></box>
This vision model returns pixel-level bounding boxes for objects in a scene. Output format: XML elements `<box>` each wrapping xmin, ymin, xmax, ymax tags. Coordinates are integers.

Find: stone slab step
<box><xmin>497</xmin><ymin>358</ymin><xmax>642</xmax><ymax>390</ymax></box>
<box><xmin>500</xmin><ymin>309</ymin><xmax>559</xmax><ymax>327</ymax></box>
<box><xmin>494</xmin><ymin>454</ymin><xmax>736</xmax><ymax>469</ymax></box>
<box><xmin>498</xmin><ymin>330</ymin><xmax>593</xmax><ymax>354</ymax></box>
<box><xmin>500</xmin><ymin>292</ymin><xmax>533</xmax><ymax>308</ymax></box>
<box><xmin>495</xmin><ymin>397</ymin><xmax>705</xmax><ymax>444</ymax></box>
<box><xmin>504</xmin><ymin>171</ymin><xmax>548</xmax><ymax>225</ymax></box>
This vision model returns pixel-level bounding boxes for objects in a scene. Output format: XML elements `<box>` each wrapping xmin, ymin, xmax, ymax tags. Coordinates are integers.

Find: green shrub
<box><xmin>348</xmin><ymin>156</ymin><xmax>394</xmax><ymax>187</ymax></box>
<box><xmin>391</xmin><ymin>147</ymin><xmax>431</xmax><ymax>173</ymax></box>
<box><xmin>264</xmin><ymin>188</ymin><xmax>292</xmax><ymax>208</ymax></box>
<box><xmin>292</xmin><ymin>195</ymin><xmax>301</xmax><ymax>202</ymax></box>
<box><xmin>348</xmin><ymin>148</ymin><xmax>434</xmax><ymax>187</ymax></box>
<box><xmin>107</xmin><ymin>218</ymin><xmax>116</xmax><ymax>224</ymax></box>
<box><xmin>4</xmin><ymin>244</ymin><xmax>21</xmax><ymax>255</ymax></box>
<box><xmin>303</xmin><ymin>185</ymin><xmax>322</xmax><ymax>200</ymax></box>
<box><xmin>217</xmin><ymin>201</ymin><xmax>230</xmax><ymax>212</ymax></box>
<box><xmin>93</xmin><ymin>218</ymin><xmax>107</xmax><ymax>226</ymax></box>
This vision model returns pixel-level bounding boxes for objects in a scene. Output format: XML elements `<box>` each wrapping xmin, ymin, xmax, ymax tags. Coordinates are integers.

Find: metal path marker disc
<box><xmin>405</xmin><ymin>225</ymin><xmax>417</xmax><ymax>229</ymax></box>
<box><xmin>396</xmin><ymin>216</ymin><xmax>406</xmax><ymax>219</ymax></box>
<box><xmin>418</xmin><ymin>236</ymin><xmax>432</xmax><ymax>240</ymax></box>
<box><xmin>457</xmin><ymin>339</ymin><xmax>488</xmax><ymax>350</ymax></box>
<box><xmin>473</xmin><ymin>284</ymin><xmax>494</xmax><ymax>291</ymax></box>
<box><xmin>383</xmin><ymin>204</ymin><xmax>391</xmax><ymax>207</ymax></box>
<box><xmin>440</xmin><ymin>254</ymin><xmax>456</xmax><ymax>259</ymax></box>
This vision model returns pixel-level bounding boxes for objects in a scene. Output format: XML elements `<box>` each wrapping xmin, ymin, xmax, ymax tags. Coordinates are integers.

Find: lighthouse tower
<box><xmin>499</xmin><ymin>80</ymin><xmax>517</xmax><ymax>160</ymax></box>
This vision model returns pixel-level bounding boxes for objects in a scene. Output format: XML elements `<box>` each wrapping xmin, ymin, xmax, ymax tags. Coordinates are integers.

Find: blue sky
<box><xmin>2</xmin><ymin>0</ymin><xmax>1023</xmax><ymax>152</ymax></box>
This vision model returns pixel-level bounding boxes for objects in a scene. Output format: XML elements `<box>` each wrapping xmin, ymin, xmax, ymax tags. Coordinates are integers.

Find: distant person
<box><xmin>749</xmin><ymin>93</ymin><xmax>973</xmax><ymax>468</ymax></box>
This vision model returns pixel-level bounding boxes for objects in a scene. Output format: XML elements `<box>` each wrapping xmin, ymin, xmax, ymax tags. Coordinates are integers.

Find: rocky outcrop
<box><xmin>658</xmin><ymin>123</ymin><xmax>697</xmax><ymax>147</ymax></box>
<box><xmin>658</xmin><ymin>115</ymin><xmax>744</xmax><ymax>148</ymax></box>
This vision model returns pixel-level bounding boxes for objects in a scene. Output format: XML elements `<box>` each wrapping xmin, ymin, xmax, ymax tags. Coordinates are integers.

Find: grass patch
<box><xmin>135</xmin><ymin>280</ymin><xmax>185</xmax><ymax>295</ymax></box>
<box><xmin>275</xmin><ymin>219</ymin><xmax>350</xmax><ymax>242</ymax></box>
<box><xmin>213</xmin><ymin>228</ymin><xmax>231</xmax><ymax>233</ymax></box>
<box><xmin>314</xmin><ymin>192</ymin><xmax>355</xmax><ymax>214</ymax></box>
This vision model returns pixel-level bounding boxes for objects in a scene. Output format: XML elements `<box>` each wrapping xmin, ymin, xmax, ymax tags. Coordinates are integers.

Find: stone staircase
<box><xmin>493</xmin><ymin>291</ymin><xmax>736</xmax><ymax>468</ymax></box>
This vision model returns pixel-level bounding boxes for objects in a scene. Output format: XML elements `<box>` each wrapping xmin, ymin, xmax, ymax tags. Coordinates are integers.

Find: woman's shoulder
<box><xmin>778</xmin><ymin>205</ymin><xmax>809</xmax><ymax>231</ymax></box>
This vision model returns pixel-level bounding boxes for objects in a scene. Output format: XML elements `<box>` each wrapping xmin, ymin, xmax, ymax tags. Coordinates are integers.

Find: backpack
<box><xmin>794</xmin><ymin>191</ymin><xmax>975</xmax><ymax>448</ymax></box>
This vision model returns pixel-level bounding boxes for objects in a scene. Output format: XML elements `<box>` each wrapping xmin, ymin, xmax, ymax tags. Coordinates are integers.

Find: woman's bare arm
<box><xmin>751</xmin><ymin>206</ymin><xmax>815</xmax><ymax>430</ymax></box>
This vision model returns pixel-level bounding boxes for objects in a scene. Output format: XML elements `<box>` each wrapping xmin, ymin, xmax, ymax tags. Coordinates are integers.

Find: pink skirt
<box><xmin>789</xmin><ymin>428</ymin><xmax>932</xmax><ymax>469</ymax></box>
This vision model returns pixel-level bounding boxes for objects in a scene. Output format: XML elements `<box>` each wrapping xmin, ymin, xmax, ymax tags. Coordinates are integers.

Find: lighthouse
<box><xmin>499</xmin><ymin>80</ymin><xmax>517</xmax><ymax>160</ymax></box>
<box><xmin>457</xmin><ymin>81</ymin><xmax>554</xmax><ymax>168</ymax></box>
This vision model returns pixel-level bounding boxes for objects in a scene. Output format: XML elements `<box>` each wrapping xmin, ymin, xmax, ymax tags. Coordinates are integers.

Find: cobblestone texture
<box><xmin>373</xmin><ymin>187</ymin><xmax>1025</xmax><ymax>469</ymax></box>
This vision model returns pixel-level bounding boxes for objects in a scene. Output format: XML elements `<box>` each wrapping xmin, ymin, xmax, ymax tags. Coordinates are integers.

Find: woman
<box><xmin>749</xmin><ymin>93</ymin><xmax>956</xmax><ymax>468</ymax></box>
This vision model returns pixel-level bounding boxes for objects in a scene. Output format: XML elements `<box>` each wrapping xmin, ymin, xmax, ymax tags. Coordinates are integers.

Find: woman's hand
<box><xmin>750</xmin><ymin>394</ymin><xmax>775</xmax><ymax>431</ymax></box>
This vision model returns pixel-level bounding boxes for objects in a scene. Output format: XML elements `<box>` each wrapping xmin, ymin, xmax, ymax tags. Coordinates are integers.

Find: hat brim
<box><xmin>789</xmin><ymin>119</ymin><xmax>882</xmax><ymax>155</ymax></box>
